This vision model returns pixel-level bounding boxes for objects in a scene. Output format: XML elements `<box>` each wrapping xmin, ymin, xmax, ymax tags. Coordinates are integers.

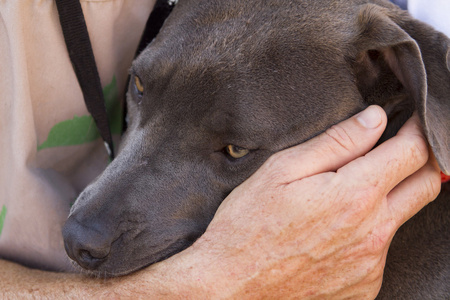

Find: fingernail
<box><xmin>356</xmin><ymin>106</ymin><xmax>382</xmax><ymax>129</ymax></box>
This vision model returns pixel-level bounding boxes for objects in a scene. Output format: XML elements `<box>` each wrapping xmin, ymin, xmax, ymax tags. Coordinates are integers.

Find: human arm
<box><xmin>0</xmin><ymin>105</ymin><xmax>441</xmax><ymax>299</ymax></box>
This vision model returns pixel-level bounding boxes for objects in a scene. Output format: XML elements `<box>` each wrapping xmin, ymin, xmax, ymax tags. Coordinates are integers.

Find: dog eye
<box><xmin>134</xmin><ymin>75</ymin><xmax>144</xmax><ymax>96</ymax></box>
<box><xmin>225</xmin><ymin>145</ymin><xmax>249</xmax><ymax>159</ymax></box>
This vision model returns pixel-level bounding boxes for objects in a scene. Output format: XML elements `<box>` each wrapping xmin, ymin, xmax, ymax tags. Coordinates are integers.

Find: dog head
<box><xmin>63</xmin><ymin>0</ymin><xmax>450</xmax><ymax>276</ymax></box>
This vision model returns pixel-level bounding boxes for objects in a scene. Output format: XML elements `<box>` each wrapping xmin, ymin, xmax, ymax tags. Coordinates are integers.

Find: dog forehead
<box><xmin>169</xmin><ymin>0</ymin><xmax>360</xmax><ymax>44</ymax></box>
<box><xmin>132</xmin><ymin>0</ymin><xmax>367</xmax><ymax>146</ymax></box>
<box><xmin>137</xmin><ymin>0</ymin><xmax>362</xmax><ymax>72</ymax></box>
<box><xmin>135</xmin><ymin>0</ymin><xmax>362</xmax><ymax>95</ymax></box>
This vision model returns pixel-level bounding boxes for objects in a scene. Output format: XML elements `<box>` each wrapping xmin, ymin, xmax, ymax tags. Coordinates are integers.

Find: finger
<box><xmin>386</xmin><ymin>151</ymin><xmax>441</xmax><ymax>227</ymax></box>
<box><xmin>340</xmin><ymin>112</ymin><xmax>429</xmax><ymax>195</ymax></box>
<box><xmin>260</xmin><ymin>105</ymin><xmax>387</xmax><ymax>184</ymax></box>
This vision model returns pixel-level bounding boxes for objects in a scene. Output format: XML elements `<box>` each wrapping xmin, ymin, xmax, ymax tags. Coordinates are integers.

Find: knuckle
<box><xmin>367</xmin><ymin>234</ymin><xmax>386</xmax><ymax>254</ymax></box>
<box><xmin>260</xmin><ymin>152</ymin><xmax>290</xmax><ymax>182</ymax></box>
<box><xmin>265</xmin><ymin>150</ymin><xmax>284</xmax><ymax>168</ymax></box>
<box><xmin>423</xmin><ymin>173</ymin><xmax>442</xmax><ymax>202</ymax></box>
<box><xmin>263</xmin><ymin>152</ymin><xmax>284</xmax><ymax>173</ymax></box>
<box><xmin>402</xmin><ymin>133</ymin><xmax>429</xmax><ymax>166</ymax></box>
<box><xmin>364</xmin><ymin>221</ymin><xmax>394</xmax><ymax>255</ymax></box>
<box><xmin>344</xmin><ymin>184</ymin><xmax>380</xmax><ymax>215</ymax></box>
<box><xmin>324</xmin><ymin>124</ymin><xmax>357</xmax><ymax>154</ymax></box>
<box><xmin>348</xmin><ymin>197</ymin><xmax>371</xmax><ymax>218</ymax></box>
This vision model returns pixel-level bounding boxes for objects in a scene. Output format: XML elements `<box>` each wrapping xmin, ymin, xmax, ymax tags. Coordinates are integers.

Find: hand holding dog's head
<box><xmin>63</xmin><ymin>0</ymin><xmax>450</xmax><ymax>277</ymax></box>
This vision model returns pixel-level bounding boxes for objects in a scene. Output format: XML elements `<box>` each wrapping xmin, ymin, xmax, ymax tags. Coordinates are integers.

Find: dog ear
<box><xmin>352</xmin><ymin>4</ymin><xmax>450</xmax><ymax>175</ymax></box>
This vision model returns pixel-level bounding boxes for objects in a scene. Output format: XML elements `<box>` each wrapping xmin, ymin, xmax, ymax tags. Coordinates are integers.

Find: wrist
<box><xmin>152</xmin><ymin>240</ymin><xmax>237</xmax><ymax>298</ymax></box>
<box><xmin>106</xmin><ymin>239</ymin><xmax>235</xmax><ymax>298</ymax></box>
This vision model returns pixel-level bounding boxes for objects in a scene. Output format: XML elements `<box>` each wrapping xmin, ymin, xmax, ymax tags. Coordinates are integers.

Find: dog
<box><xmin>63</xmin><ymin>0</ymin><xmax>450</xmax><ymax>298</ymax></box>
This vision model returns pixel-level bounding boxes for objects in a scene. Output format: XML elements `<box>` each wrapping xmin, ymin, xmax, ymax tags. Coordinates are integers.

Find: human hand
<box><xmin>159</xmin><ymin>105</ymin><xmax>441</xmax><ymax>299</ymax></box>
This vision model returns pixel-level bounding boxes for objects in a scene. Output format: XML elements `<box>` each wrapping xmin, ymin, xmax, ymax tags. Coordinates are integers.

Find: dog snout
<box><xmin>62</xmin><ymin>215</ymin><xmax>113</xmax><ymax>271</ymax></box>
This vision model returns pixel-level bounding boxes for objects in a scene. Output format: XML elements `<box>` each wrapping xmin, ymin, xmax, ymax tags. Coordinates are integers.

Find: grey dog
<box><xmin>63</xmin><ymin>0</ymin><xmax>450</xmax><ymax>298</ymax></box>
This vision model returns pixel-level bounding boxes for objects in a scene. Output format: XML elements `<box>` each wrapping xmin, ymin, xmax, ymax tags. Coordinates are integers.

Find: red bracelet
<box><xmin>441</xmin><ymin>172</ymin><xmax>450</xmax><ymax>183</ymax></box>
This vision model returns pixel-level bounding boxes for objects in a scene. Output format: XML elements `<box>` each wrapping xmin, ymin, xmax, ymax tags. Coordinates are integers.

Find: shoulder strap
<box><xmin>136</xmin><ymin>0</ymin><xmax>177</xmax><ymax>57</ymax></box>
<box><xmin>55</xmin><ymin>0</ymin><xmax>177</xmax><ymax>160</ymax></box>
<box><xmin>121</xmin><ymin>0</ymin><xmax>176</xmax><ymax>133</ymax></box>
<box><xmin>55</xmin><ymin>0</ymin><xmax>115</xmax><ymax>159</ymax></box>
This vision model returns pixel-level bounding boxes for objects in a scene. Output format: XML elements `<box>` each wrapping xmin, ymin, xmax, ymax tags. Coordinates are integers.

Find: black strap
<box><xmin>136</xmin><ymin>0</ymin><xmax>177</xmax><ymax>57</ymax></box>
<box><xmin>55</xmin><ymin>0</ymin><xmax>176</xmax><ymax>159</ymax></box>
<box><xmin>55</xmin><ymin>0</ymin><xmax>115</xmax><ymax>159</ymax></box>
<box><xmin>122</xmin><ymin>0</ymin><xmax>176</xmax><ymax>133</ymax></box>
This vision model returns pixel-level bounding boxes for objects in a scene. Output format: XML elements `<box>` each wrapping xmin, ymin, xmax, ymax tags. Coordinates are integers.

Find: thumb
<box><xmin>261</xmin><ymin>105</ymin><xmax>387</xmax><ymax>184</ymax></box>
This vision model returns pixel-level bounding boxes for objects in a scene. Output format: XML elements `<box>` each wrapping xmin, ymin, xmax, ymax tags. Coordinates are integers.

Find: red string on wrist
<box><xmin>441</xmin><ymin>172</ymin><xmax>450</xmax><ymax>183</ymax></box>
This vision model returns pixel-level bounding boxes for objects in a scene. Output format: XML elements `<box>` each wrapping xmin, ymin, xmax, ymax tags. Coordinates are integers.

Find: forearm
<box><xmin>0</xmin><ymin>257</ymin><xmax>226</xmax><ymax>299</ymax></box>
<box><xmin>0</xmin><ymin>259</ymin><xmax>180</xmax><ymax>299</ymax></box>
<box><xmin>0</xmin><ymin>259</ymin><xmax>106</xmax><ymax>298</ymax></box>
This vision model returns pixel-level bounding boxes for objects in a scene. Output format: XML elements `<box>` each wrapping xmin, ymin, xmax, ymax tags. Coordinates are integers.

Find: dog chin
<box><xmin>70</xmin><ymin>237</ymin><xmax>197</xmax><ymax>278</ymax></box>
<box><xmin>70</xmin><ymin>256</ymin><xmax>160</xmax><ymax>278</ymax></box>
<box><xmin>69</xmin><ymin>259</ymin><xmax>141</xmax><ymax>278</ymax></box>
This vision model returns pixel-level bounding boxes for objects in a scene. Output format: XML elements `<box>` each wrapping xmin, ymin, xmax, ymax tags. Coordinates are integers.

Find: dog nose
<box><xmin>62</xmin><ymin>216</ymin><xmax>112</xmax><ymax>270</ymax></box>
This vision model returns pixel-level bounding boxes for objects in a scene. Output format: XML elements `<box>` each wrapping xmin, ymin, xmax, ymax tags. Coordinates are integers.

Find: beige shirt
<box><xmin>0</xmin><ymin>0</ymin><xmax>156</xmax><ymax>271</ymax></box>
